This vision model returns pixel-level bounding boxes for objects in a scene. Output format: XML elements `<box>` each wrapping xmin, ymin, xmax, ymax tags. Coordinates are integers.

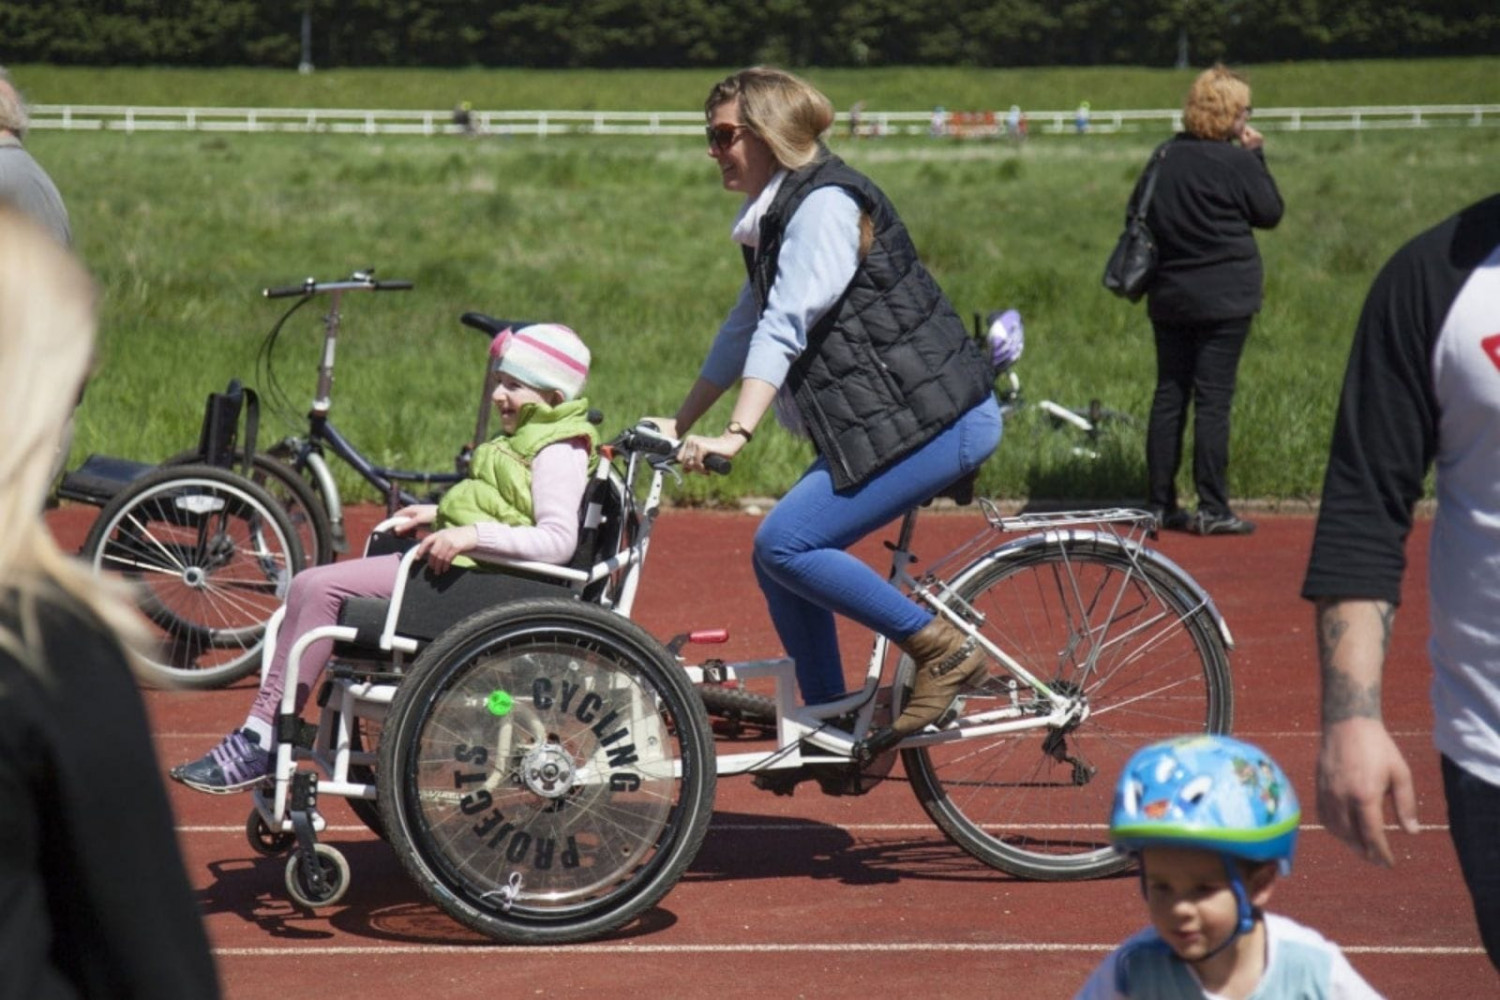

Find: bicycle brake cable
<box><xmin>256</xmin><ymin>294</ymin><xmax>314</xmax><ymax>425</ymax></box>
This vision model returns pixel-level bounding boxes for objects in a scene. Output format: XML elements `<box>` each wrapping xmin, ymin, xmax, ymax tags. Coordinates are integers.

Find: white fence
<box><xmin>30</xmin><ymin>103</ymin><xmax>1500</xmax><ymax>138</ymax></box>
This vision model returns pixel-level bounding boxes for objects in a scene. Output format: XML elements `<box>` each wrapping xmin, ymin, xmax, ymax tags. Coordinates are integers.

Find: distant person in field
<box><xmin>0</xmin><ymin>207</ymin><xmax>220</xmax><ymax>998</ymax></box>
<box><xmin>647</xmin><ymin>66</ymin><xmax>1002</xmax><ymax>785</ymax></box>
<box><xmin>0</xmin><ymin>66</ymin><xmax>70</xmax><ymax>246</ymax></box>
<box><xmin>1127</xmin><ymin>64</ymin><xmax>1282</xmax><ymax>537</ymax></box>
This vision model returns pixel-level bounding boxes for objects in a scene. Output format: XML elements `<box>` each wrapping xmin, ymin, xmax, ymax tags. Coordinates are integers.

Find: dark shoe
<box><xmin>1151</xmin><ymin>507</ymin><xmax>1192</xmax><ymax>532</ymax></box>
<box><xmin>170</xmin><ymin>728</ymin><xmax>271</xmax><ymax>794</ymax></box>
<box><xmin>1191</xmin><ymin>511</ymin><xmax>1256</xmax><ymax>536</ymax></box>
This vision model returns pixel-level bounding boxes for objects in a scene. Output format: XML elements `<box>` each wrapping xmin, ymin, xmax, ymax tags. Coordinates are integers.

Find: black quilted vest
<box><xmin>746</xmin><ymin>154</ymin><xmax>992</xmax><ymax>489</ymax></box>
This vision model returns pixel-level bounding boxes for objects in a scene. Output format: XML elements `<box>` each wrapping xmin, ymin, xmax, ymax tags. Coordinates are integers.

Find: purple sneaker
<box><xmin>170</xmin><ymin>729</ymin><xmax>271</xmax><ymax>794</ymax></box>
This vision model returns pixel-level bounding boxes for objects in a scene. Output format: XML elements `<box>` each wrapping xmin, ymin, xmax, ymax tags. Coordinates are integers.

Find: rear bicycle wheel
<box><xmin>901</xmin><ymin>536</ymin><xmax>1232</xmax><ymax>880</ymax></box>
<box><xmin>81</xmin><ymin>464</ymin><xmax>302</xmax><ymax>688</ymax></box>
<box><xmin>378</xmin><ymin>598</ymin><xmax>716</xmax><ymax>944</ymax></box>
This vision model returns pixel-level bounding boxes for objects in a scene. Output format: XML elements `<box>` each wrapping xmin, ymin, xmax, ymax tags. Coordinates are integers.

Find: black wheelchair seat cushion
<box><xmin>336</xmin><ymin>561</ymin><xmax>573</xmax><ymax>647</ymax></box>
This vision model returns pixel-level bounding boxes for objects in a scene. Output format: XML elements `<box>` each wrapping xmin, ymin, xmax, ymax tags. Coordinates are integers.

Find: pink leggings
<box><xmin>248</xmin><ymin>554</ymin><xmax>402</xmax><ymax>725</ymax></box>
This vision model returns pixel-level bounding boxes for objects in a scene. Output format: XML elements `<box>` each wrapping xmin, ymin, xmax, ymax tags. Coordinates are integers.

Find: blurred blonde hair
<box><xmin>1182</xmin><ymin>64</ymin><xmax>1251</xmax><ymax>141</ymax></box>
<box><xmin>705</xmin><ymin>66</ymin><xmax>834</xmax><ymax>171</ymax></box>
<box><xmin>0</xmin><ymin>207</ymin><xmax>147</xmax><ymax>674</ymax></box>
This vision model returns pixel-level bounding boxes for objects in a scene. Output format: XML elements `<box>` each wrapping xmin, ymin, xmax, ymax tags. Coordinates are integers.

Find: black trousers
<box><xmin>1145</xmin><ymin>315</ymin><xmax>1253</xmax><ymax>517</ymax></box>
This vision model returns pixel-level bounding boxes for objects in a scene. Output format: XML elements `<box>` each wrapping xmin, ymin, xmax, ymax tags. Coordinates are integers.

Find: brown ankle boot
<box><xmin>890</xmin><ymin>615</ymin><xmax>988</xmax><ymax>735</ymax></box>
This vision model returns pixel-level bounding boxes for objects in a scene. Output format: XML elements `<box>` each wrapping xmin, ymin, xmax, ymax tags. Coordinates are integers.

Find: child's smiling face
<box><xmin>491</xmin><ymin>373</ymin><xmax>557</xmax><ymax>434</ymax></box>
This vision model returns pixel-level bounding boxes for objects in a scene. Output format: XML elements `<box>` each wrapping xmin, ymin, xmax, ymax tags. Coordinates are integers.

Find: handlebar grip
<box><xmin>705</xmin><ymin>454</ymin><xmax>732</xmax><ymax>476</ymax></box>
<box><xmin>263</xmin><ymin>281</ymin><xmax>312</xmax><ymax>299</ymax></box>
<box><xmin>375</xmin><ymin>280</ymin><xmax>414</xmax><ymax>291</ymax></box>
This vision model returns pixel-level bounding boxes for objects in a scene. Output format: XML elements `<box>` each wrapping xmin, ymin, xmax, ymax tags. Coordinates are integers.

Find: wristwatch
<box><xmin>726</xmin><ymin>421</ymin><xmax>754</xmax><ymax>442</ymax></box>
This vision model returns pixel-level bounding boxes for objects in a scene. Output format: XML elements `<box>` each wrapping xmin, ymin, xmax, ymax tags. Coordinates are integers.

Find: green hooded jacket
<box><xmin>433</xmin><ymin>397</ymin><xmax>598</xmax><ymax>568</ymax></box>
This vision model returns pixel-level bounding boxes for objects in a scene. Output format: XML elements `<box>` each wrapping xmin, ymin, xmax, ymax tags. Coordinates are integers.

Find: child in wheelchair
<box><xmin>170</xmin><ymin>323</ymin><xmax>597</xmax><ymax>794</ymax></box>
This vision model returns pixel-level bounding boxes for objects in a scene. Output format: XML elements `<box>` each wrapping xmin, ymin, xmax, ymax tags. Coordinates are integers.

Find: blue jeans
<box><xmin>752</xmin><ymin>397</ymin><xmax>1003</xmax><ymax>704</ymax></box>
<box><xmin>1442</xmin><ymin>755</ymin><xmax>1500</xmax><ymax>970</ymax></box>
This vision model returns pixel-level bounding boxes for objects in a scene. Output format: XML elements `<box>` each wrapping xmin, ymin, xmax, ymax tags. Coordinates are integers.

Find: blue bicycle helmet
<box><xmin>1110</xmin><ymin>734</ymin><xmax>1300</xmax><ymax>871</ymax></box>
<box><xmin>1111</xmin><ymin>736</ymin><xmax>1300</xmax><ymax>946</ymax></box>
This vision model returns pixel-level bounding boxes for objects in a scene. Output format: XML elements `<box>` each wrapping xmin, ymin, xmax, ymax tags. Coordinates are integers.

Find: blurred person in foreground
<box><xmin>1135</xmin><ymin>64</ymin><xmax>1282</xmax><ymax>536</ymax></box>
<box><xmin>1302</xmin><ymin>193</ymin><xmax>1500</xmax><ymax>972</ymax></box>
<box><xmin>0</xmin><ymin>207</ymin><xmax>220</xmax><ymax>998</ymax></box>
<box><xmin>0</xmin><ymin>65</ymin><xmax>70</xmax><ymax>246</ymax></box>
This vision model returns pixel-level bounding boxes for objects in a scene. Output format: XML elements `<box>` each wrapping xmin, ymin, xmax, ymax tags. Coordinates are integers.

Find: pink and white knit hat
<box><xmin>489</xmin><ymin>323</ymin><xmax>591</xmax><ymax>401</ymax></box>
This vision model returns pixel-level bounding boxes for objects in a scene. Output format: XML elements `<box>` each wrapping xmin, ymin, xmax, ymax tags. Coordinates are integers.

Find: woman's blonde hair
<box><xmin>705</xmin><ymin>66</ymin><xmax>834</xmax><ymax>171</ymax></box>
<box><xmin>0</xmin><ymin>206</ymin><xmax>147</xmax><ymax>674</ymax></box>
<box><xmin>1182</xmin><ymin>64</ymin><xmax>1251</xmax><ymax>141</ymax></box>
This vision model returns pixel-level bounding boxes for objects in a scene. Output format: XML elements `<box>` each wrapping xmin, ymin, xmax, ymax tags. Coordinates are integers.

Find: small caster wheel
<box><xmin>285</xmin><ymin>843</ymin><xmax>350</xmax><ymax>908</ymax></box>
<box><xmin>246</xmin><ymin>810</ymin><xmax>294</xmax><ymax>856</ymax></box>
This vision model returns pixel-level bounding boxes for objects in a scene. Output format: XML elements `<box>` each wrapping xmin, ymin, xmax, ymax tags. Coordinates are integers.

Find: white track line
<box><xmin>177</xmin><ymin>821</ymin><xmax>1450</xmax><ymax>834</ymax></box>
<box><xmin>213</xmin><ymin>942</ymin><xmax>1484</xmax><ymax>958</ymax></box>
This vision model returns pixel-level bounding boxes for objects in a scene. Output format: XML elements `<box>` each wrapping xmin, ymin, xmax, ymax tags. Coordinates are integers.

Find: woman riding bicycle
<box><xmin>651</xmin><ymin>67</ymin><xmax>1003</xmax><ymax>754</ymax></box>
<box><xmin>171</xmin><ymin>323</ymin><xmax>598</xmax><ymax>793</ymax></box>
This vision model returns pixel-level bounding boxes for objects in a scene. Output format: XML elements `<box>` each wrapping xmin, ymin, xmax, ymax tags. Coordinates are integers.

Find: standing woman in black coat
<box><xmin>1140</xmin><ymin>64</ymin><xmax>1283</xmax><ymax>535</ymax></box>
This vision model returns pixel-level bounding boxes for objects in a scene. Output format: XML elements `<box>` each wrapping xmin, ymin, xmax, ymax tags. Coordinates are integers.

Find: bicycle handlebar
<box><xmin>262</xmin><ymin>270</ymin><xmax>415</xmax><ymax>299</ymax></box>
<box><xmin>616</xmin><ymin>422</ymin><xmax>732</xmax><ymax>476</ymax></box>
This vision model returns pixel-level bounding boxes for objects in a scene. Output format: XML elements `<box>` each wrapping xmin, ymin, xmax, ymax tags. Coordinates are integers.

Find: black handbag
<box><xmin>1103</xmin><ymin>143</ymin><xmax>1169</xmax><ymax>302</ymax></box>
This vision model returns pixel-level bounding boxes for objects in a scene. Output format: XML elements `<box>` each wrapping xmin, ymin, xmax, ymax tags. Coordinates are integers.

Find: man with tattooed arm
<box><xmin>1302</xmin><ymin>194</ymin><xmax>1500</xmax><ymax>973</ymax></box>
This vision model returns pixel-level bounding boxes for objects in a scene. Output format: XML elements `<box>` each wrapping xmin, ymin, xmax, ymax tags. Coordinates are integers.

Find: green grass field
<box><xmin>24</xmin><ymin>59</ymin><xmax>1500</xmax><ymax>505</ymax></box>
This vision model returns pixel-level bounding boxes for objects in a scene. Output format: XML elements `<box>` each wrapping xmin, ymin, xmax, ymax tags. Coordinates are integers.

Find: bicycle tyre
<box><xmin>900</xmin><ymin>535</ymin><xmax>1232</xmax><ymax>881</ymax></box>
<box><xmin>165</xmin><ymin>449</ymin><xmax>334</xmax><ymax>569</ymax></box>
<box><xmin>81</xmin><ymin>464</ymin><xmax>303</xmax><ymax>689</ymax></box>
<box><xmin>697</xmin><ymin>683</ymin><xmax>777</xmax><ymax>731</ymax></box>
<box><xmin>378</xmin><ymin>597</ymin><xmax>716</xmax><ymax>944</ymax></box>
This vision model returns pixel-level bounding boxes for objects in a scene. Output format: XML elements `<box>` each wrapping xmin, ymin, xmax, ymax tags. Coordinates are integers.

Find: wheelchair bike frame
<box><xmin>244</xmin><ymin>420</ymin><xmax>1236</xmax><ymax>945</ymax></box>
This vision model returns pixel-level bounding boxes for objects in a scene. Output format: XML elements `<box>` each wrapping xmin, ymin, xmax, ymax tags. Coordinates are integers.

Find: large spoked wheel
<box><xmin>899</xmin><ymin>536</ymin><xmax>1233</xmax><ymax>881</ymax></box>
<box><xmin>165</xmin><ymin>449</ymin><xmax>334</xmax><ymax>569</ymax></box>
<box><xmin>81</xmin><ymin>464</ymin><xmax>303</xmax><ymax>688</ymax></box>
<box><xmin>378</xmin><ymin>598</ymin><xmax>716</xmax><ymax>944</ymax></box>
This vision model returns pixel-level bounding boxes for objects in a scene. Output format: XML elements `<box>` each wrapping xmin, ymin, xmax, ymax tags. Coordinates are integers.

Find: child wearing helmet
<box><xmin>170</xmin><ymin>323</ymin><xmax>597</xmax><ymax>794</ymax></box>
<box><xmin>1075</xmin><ymin>735</ymin><xmax>1381</xmax><ymax>999</ymax></box>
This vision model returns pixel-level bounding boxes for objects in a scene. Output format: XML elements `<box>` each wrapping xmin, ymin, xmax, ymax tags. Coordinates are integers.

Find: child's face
<box><xmin>492</xmin><ymin>373</ymin><xmax>558</xmax><ymax>434</ymax></box>
<box><xmin>1139</xmin><ymin>847</ymin><xmax>1258</xmax><ymax>963</ymax></box>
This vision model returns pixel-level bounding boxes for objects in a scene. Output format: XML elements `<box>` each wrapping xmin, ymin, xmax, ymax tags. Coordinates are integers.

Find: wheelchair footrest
<box><xmin>56</xmin><ymin>454</ymin><xmax>155</xmax><ymax>506</ymax></box>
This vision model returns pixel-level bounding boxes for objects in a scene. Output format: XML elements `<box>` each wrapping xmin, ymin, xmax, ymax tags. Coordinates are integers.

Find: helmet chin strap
<box><xmin>1187</xmin><ymin>856</ymin><xmax>1258</xmax><ymax>964</ymax></box>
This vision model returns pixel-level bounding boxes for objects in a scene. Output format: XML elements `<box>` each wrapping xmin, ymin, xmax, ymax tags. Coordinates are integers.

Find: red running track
<box><xmin>46</xmin><ymin>504</ymin><xmax>1495</xmax><ymax>998</ymax></box>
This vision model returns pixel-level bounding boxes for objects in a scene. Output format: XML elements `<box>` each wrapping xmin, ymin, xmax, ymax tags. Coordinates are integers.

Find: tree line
<box><xmin>2</xmin><ymin>0</ymin><xmax>1494</xmax><ymax>69</ymax></box>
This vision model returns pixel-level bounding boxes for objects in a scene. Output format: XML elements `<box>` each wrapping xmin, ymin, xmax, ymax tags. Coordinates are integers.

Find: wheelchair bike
<box><xmin>243</xmin><ymin>420</ymin><xmax>1234</xmax><ymax>945</ymax></box>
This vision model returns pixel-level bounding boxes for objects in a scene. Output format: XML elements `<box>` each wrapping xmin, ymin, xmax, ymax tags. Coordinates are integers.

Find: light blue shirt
<box><xmin>699</xmin><ymin>185</ymin><xmax>861</xmax><ymax>391</ymax></box>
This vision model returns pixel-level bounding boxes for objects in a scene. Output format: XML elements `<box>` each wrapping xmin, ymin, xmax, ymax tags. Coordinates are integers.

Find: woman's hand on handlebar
<box><xmin>390</xmin><ymin>504</ymin><xmax>439</xmax><ymax>533</ymax></box>
<box><xmin>678</xmin><ymin>430</ymin><xmax>745</xmax><ymax>475</ymax></box>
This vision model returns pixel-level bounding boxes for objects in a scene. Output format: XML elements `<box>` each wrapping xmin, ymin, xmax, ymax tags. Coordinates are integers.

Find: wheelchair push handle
<box><xmin>262</xmin><ymin>268</ymin><xmax>415</xmax><ymax>299</ymax></box>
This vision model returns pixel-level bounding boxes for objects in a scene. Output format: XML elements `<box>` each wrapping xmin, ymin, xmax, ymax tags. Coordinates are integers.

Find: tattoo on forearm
<box><xmin>1316</xmin><ymin>600</ymin><xmax>1391</xmax><ymax>725</ymax></box>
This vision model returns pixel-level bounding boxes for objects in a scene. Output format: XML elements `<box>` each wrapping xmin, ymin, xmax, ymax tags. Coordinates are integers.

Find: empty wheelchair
<box><xmin>62</xmin><ymin>381</ymin><xmax>304</xmax><ymax>688</ymax></box>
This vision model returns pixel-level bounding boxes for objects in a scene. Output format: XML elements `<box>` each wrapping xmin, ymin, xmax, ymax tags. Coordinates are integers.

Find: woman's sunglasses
<box><xmin>706</xmin><ymin>123</ymin><xmax>750</xmax><ymax>152</ymax></box>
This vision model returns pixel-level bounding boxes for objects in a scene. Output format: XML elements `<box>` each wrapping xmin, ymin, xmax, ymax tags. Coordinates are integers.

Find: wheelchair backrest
<box><xmin>572</xmin><ymin>462</ymin><xmax>637</xmax><ymax>605</ymax></box>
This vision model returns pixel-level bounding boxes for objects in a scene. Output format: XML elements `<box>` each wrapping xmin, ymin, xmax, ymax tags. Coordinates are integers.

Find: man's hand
<box><xmin>415</xmin><ymin>525</ymin><xmax>478</xmax><ymax>574</ymax></box>
<box><xmin>1317</xmin><ymin>716</ymin><xmax>1420</xmax><ymax>866</ymax></box>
